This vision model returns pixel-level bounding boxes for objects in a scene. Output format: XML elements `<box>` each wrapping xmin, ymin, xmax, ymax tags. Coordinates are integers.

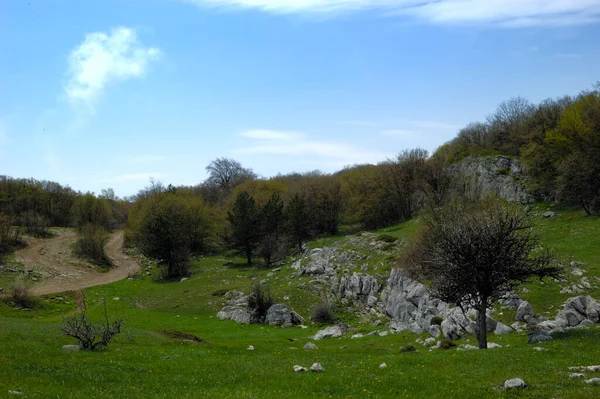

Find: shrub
<box><xmin>10</xmin><ymin>277</ymin><xmax>34</xmax><ymax>308</ymax></box>
<box><xmin>400</xmin><ymin>344</ymin><xmax>417</xmax><ymax>353</ymax></box>
<box><xmin>310</xmin><ymin>302</ymin><xmax>335</xmax><ymax>324</ymax></box>
<box><xmin>430</xmin><ymin>316</ymin><xmax>443</xmax><ymax>326</ymax></box>
<box><xmin>75</xmin><ymin>224</ymin><xmax>111</xmax><ymax>266</ymax></box>
<box><xmin>247</xmin><ymin>282</ymin><xmax>273</xmax><ymax>320</ymax></box>
<box><xmin>212</xmin><ymin>288</ymin><xmax>230</xmax><ymax>297</ymax></box>
<box><xmin>61</xmin><ymin>297</ymin><xmax>123</xmax><ymax>351</ymax></box>
<box><xmin>439</xmin><ymin>340</ymin><xmax>457</xmax><ymax>350</ymax></box>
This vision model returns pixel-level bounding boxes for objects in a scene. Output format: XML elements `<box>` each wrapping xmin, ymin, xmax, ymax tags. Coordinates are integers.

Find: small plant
<box><xmin>400</xmin><ymin>344</ymin><xmax>417</xmax><ymax>353</ymax></box>
<box><xmin>10</xmin><ymin>277</ymin><xmax>35</xmax><ymax>308</ymax></box>
<box><xmin>310</xmin><ymin>301</ymin><xmax>335</xmax><ymax>324</ymax></box>
<box><xmin>75</xmin><ymin>224</ymin><xmax>112</xmax><ymax>266</ymax></box>
<box><xmin>61</xmin><ymin>296</ymin><xmax>123</xmax><ymax>351</ymax></box>
<box><xmin>212</xmin><ymin>288</ymin><xmax>230</xmax><ymax>297</ymax></box>
<box><xmin>430</xmin><ymin>316</ymin><xmax>443</xmax><ymax>326</ymax></box>
<box><xmin>247</xmin><ymin>282</ymin><xmax>273</xmax><ymax>320</ymax></box>
<box><xmin>439</xmin><ymin>340</ymin><xmax>457</xmax><ymax>350</ymax></box>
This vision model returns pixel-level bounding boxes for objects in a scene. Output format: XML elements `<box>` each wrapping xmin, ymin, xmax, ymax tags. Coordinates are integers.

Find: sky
<box><xmin>1</xmin><ymin>0</ymin><xmax>599</xmax><ymax>197</ymax></box>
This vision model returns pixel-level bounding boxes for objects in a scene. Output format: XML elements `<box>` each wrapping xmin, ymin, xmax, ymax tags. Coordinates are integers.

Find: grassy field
<box><xmin>1</xmin><ymin>206</ymin><xmax>599</xmax><ymax>398</ymax></box>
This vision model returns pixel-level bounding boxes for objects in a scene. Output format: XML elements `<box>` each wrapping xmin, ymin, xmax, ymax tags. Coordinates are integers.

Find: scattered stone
<box><xmin>310</xmin><ymin>363</ymin><xmax>325</xmax><ymax>372</ymax></box>
<box><xmin>504</xmin><ymin>378</ymin><xmax>527</xmax><ymax>389</ymax></box>
<box><xmin>351</xmin><ymin>334</ymin><xmax>363</xmax><ymax>339</ymax></box>
<box><xmin>587</xmin><ymin>365</ymin><xmax>600</xmax><ymax>372</ymax></box>
<box><xmin>180</xmin><ymin>277</ymin><xmax>188</xmax><ymax>282</ymax></box>
<box><xmin>7</xmin><ymin>391</ymin><xmax>23</xmax><ymax>396</ymax></box>
<box><xmin>379</xmin><ymin>363</ymin><xmax>388</xmax><ymax>369</ymax></box>
<box><xmin>247</xmin><ymin>345</ymin><xmax>255</xmax><ymax>351</ymax></box>
<box><xmin>569</xmin><ymin>373</ymin><xmax>586</xmax><ymax>379</ymax></box>
<box><xmin>429</xmin><ymin>324</ymin><xmax>441</xmax><ymax>338</ymax></box>
<box><xmin>313</xmin><ymin>324</ymin><xmax>349</xmax><ymax>340</ymax></box>
<box><xmin>293</xmin><ymin>365</ymin><xmax>307</xmax><ymax>372</ymax></box>
<box><xmin>585</xmin><ymin>378</ymin><xmax>600</xmax><ymax>385</ymax></box>
<box><xmin>571</xmin><ymin>268</ymin><xmax>585</xmax><ymax>276</ymax></box>
<box><xmin>303</xmin><ymin>342</ymin><xmax>318</xmax><ymax>350</ymax></box>
<box><xmin>423</xmin><ymin>338</ymin><xmax>437</xmax><ymax>347</ymax></box>
<box><xmin>378</xmin><ymin>331</ymin><xmax>390</xmax><ymax>337</ymax></box>
<box><xmin>533</xmin><ymin>347</ymin><xmax>547</xmax><ymax>352</ymax></box>
<box><xmin>366</xmin><ymin>330</ymin><xmax>379</xmax><ymax>337</ymax></box>
<box><xmin>487</xmin><ymin>343</ymin><xmax>502</xmax><ymax>349</ymax></box>
<box><xmin>516</xmin><ymin>301</ymin><xmax>534</xmax><ymax>322</ymax></box>
<box><xmin>457</xmin><ymin>344</ymin><xmax>479</xmax><ymax>351</ymax></box>
<box><xmin>494</xmin><ymin>322</ymin><xmax>513</xmax><ymax>335</ymax></box>
<box><xmin>542</xmin><ymin>211</ymin><xmax>555</xmax><ymax>218</ymax></box>
<box><xmin>62</xmin><ymin>345</ymin><xmax>80</xmax><ymax>351</ymax></box>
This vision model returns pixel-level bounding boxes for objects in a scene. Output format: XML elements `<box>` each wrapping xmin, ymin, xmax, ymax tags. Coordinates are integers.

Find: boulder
<box><xmin>516</xmin><ymin>301</ymin><xmax>534</xmax><ymax>322</ymax></box>
<box><xmin>542</xmin><ymin>211</ymin><xmax>555</xmax><ymax>218</ymax></box>
<box><xmin>528</xmin><ymin>332</ymin><xmax>552</xmax><ymax>344</ymax></box>
<box><xmin>487</xmin><ymin>343</ymin><xmax>502</xmax><ymax>349</ymax></box>
<box><xmin>337</xmin><ymin>273</ymin><xmax>381</xmax><ymax>302</ymax></box>
<box><xmin>310</xmin><ymin>363</ymin><xmax>325</xmax><ymax>372</ymax></box>
<box><xmin>293</xmin><ymin>365</ymin><xmax>307</xmax><ymax>372</ymax></box>
<box><xmin>504</xmin><ymin>378</ymin><xmax>527</xmax><ymax>389</ymax></box>
<box><xmin>441</xmin><ymin>319</ymin><xmax>461</xmax><ymax>340</ymax></box>
<box><xmin>304</xmin><ymin>342</ymin><xmax>318</xmax><ymax>350</ymax></box>
<box><xmin>265</xmin><ymin>304</ymin><xmax>294</xmax><ymax>327</ymax></box>
<box><xmin>494</xmin><ymin>322</ymin><xmax>513</xmax><ymax>335</ymax></box>
<box><xmin>585</xmin><ymin>378</ymin><xmax>600</xmax><ymax>386</ymax></box>
<box><xmin>379</xmin><ymin>363</ymin><xmax>388</xmax><ymax>369</ymax></box>
<box><xmin>313</xmin><ymin>324</ymin><xmax>349</xmax><ymax>340</ymax></box>
<box><xmin>429</xmin><ymin>324</ymin><xmax>441</xmax><ymax>338</ymax></box>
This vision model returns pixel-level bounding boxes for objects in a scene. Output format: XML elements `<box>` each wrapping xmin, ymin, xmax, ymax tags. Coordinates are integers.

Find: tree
<box><xmin>206</xmin><ymin>157</ymin><xmax>256</xmax><ymax>191</ymax></box>
<box><xmin>401</xmin><ymin>200</ymin><xmax>561</xmax><ymax>349</ymax></box>
<box><xmin>258</xmin><ymin>193</ymin><xmax>286</xmax><ymax>267</ymax></box>
<box><xmin>286</xmin><ymin>193</ymin><xmax>311</xmax><ymax>252</ymax></box>
<box><xmin>227</xmin><ymin>191</ymin><xmax>259</xmax><ymax>264</ymax></box>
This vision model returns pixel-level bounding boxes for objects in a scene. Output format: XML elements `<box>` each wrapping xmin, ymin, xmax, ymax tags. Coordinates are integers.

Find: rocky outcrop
<box><xmin>217</xmin><ymin>291</ymin><xmax>305</xmax><ymax>327</ymax></box>
<box><xmin>336</xmin><ymin>272</ymin><xmax>381</xmax><ymax>303</ymax></box>
<box><xmin>265</xmin><ymin>304</ymin><xmax>305</xmax><ymax>327</ymax></box>
<box><xmin>453</xmin><ymin>156</ymin><xmax>531</xmax><ymax>204</ymax></box>
<box><xmin>555</xmin><ymin>296</ymin><xmax>600</xmax><ymax>327</ymax></box>
<box><xmin>312</xmin><ymin>324</ymin><xmax>349</xmax><ymax>340</ymax></box>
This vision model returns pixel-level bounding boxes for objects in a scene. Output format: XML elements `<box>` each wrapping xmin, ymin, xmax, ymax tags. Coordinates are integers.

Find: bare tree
<box><xmin>401</xmin><ymin>199</ymin><xmax>561</xmax><ymax>349</ymax></box>
<box><xmin>205</xmin><ymin>157</ymin><xmax>256</xmax><ymax>191</ymax></box>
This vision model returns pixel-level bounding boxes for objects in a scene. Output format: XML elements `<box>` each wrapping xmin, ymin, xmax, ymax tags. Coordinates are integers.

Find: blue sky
<box><xmin>1</xmin><ymin>0</ymin><xmax>599</xmax><ymax>197</ymax></box>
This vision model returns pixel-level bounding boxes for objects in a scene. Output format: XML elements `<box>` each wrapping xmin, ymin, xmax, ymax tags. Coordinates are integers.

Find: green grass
<box><xmin>1</xmin><ymin>211</ymin><xmax>600</xmax><ymax>398</ymax></box>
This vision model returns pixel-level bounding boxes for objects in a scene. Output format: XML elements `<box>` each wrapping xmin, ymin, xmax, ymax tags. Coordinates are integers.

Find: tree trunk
<box><xmin>298</xmin><ymin>239</ymin><xmax>303</xmax><ymax>253</ymax></box>
<box><xmin>246</xmin><ymin>248</ymin><xmax>252</xmax><ymax>265</ymax></box>
<box><xmin>477</xmin><ymin>300</ymin><xmax>488</xmax><ymax>349</ymax></box>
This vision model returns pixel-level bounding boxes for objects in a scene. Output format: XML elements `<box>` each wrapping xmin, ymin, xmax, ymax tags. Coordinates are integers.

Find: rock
<box><xmin>533</xmin><ymin>347</ymin><xmax>547</xmax><ymax>352</ymax></box>
<box><xmin>587</xmin><ymin>365</ymin><xmax>600</xmax><ymax>372</ymax></box>
<box><xmin>180</xmin><ymin>277</ymin><xmax>188</xmax><ymax>282</ymax></box>
<box><xmin>367</xmin><ymin>295</ymin><xmax>378</xmax><ymax>308</ymax></box>
<box><xmin>310</xmin><ymin>363</ymin><xmax>325</xmax><ymax>372</ymax></box>
<box><xmin>7</xmin><ymin>391</ymin><xmax>23</xmax><ymax>396</ymax></box>
<box><xmin>585</xmin><ymin>378</ymin><xmax>600</xmax><ymax>385</ymax></box>
<box><xmin>516</xmin><ymin>301</ymin><xmax>534</xmax><ymax>321</ymax></box>
<box><xmin>457</xmin><ymin>344</ymin><xmax>478</xmax><ymax>351</ymax></box>
<box><xmin>230</xmin><ymin>309</ymin><xmax>254</xmax><ymax>324</ymax></box>
<box><xmin>351</xmin><ymin>334</ymin><xmax>363</xmax><ymax>339</ymax></box>
<box><xmin>313</xmin><ymin>324</ymin><xmax>349</xmax><ymax>340</ymax></box>
<box><xmin>429</xmin><ymin>324</ymin><xmax>441</xmax><ymax>338</ymax></box>
<box><xmin>62</xmin><ymin>345</ymin><xmax>80</xmax><ymax>351</ymax></box>
<box><xmin>528</xmin><ymin>332</ymin><xmax>553</xmax><ymax>344</ymax></box>
<box><xmin>247</xmin><ymin>345</ymin><xmax>255</xmax><ymax>351</ymax></box>
<box><xmin>571</xmin><ymin>268</ymin><xmax>585</xmax><ymax>276</ymax></box>
<box><xmin>441</xmin><ymin>319</ymin><xmax>461</xmax><ymax>340</ymax></box>
<box><xmin>494</xmin><ymin>322</ymin><xmax>513</xmax><ymax>335</ymax></box>
<box><xmin>542</xmin><ymin>211</ymin><xmax>556</xmax><ymax>218</ymax></box>
<box><xmin>504</xmin><ymin>378</ymin><xmax>527</xmax><ymax>389</ymax></box>
<box><xmin>487</xmin><ymin>343</ymin><xmax>502</xmax><ymax>349</ymax></box>
<box><xmin>290</xmin><ymin>311</ymin><xmax>306</xmax><ymax>326</ymax></box>
<box><xmin>265</xmin><ymin>304</ymin><xmax>294</xmax><ymax>327</ymax></box>
<box><xmin>569</xmin><ymin>373</ymin><xmax>585</xmax><ymax>379</ymax></box>
<box><xmin>378</xmin><ymin>331</ymin><xmax>390</xmax><ymax>337</ymax></box>
<box><xmin>293</xmin><ymin>365</ymin><xmax>307</xmax><ymax>372</ymax></box>
<box><xmin>303</xmin><ymin>342</ymin><xmax>318</xmax><ymax>350</ymax></box>
<box><xmin>423</xmin><ymin>338</ymin><xmax>437</xmax><ymax>347</ymax></box>
<box><xmin>379</xmin><ymin>363</ymin><xmax>387</xmax><ymax>369</ymax></box>
<box><xmin>338</xmin><ymin>273</ymin><xmax>382</xmax><ymax>303</ymax></box>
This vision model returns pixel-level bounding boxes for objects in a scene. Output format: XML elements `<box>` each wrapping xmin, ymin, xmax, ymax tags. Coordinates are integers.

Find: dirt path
<box><xmin>14</xmin><ymin>230</ymin><xmax>140</xmax><ymax>296</ymax></box>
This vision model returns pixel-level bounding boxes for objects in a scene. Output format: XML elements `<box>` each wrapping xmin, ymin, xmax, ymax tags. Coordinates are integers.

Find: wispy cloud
<box><xmin>182</xmin><ymin>1</ymin><xmax>600</xmax><ymax>27</ymax></box>
<box><xmin>65</xmin><ymin>27</ymin><xmax>161</xmax><ymax>107</ymax></box>
<box><xmin>102</xmin><ymin>172</ymin><xmax>168</xmax><ymax>183</ymax></box>
<box><xmin>381</xmin><ymin>129</ymin><xmax>415</xmax><ymax>138</ymax></box>
<box><xmin>236</xmin><ymin>128</ymin><xmax>388</xmax><ymax>167</ymax></box>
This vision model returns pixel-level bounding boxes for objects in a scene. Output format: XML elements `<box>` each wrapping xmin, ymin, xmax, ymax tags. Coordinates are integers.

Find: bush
<box><xmin>61</xmin><ymin>297</ymin><xmax>123</xmax><ymax>351</ymax></box>
<box><xmin>75</xmin><ymin>224</ymin><xmax>111</xmax><ymax>266</ymax></box>
<box><xmin>430</xmin><ymin>316</ymin><xmax>443</xmax><ymax>326</ymax></box>
<box><xmin>400</xmin><ymin>344</ymin><xmax>417</xmax><ymax>353</ymax></box>
<box><xmin>10</xmin><ymin>277</ymin><xmax>34</xmax><ymax>308</ymax></box>
<box><xmin>310</xmin><ymin>302</ymin><xmax>335</xmax><ymax>324</ymax></box>
<box><xmin>439</xmin><ymin>340</ymin><xmax>457</xmax><ymax>350</ymax></box>
<box><xmin>247</xmin><ymin>282</ymin><xmax>273</xmax><ymax>320</ymax></box>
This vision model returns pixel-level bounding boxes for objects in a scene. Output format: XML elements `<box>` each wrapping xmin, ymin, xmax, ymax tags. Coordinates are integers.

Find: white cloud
<box><xmin>65</xmin><ymin>27</ymin><xmax>161</xmax><ymax>106</ymax></box>
<box><xmin>236</xmin><ymin>128</ymin><xmax>387</xmax><ymax>166</ymax></box>
<box><xmin>182</xmin><ymin>0</ymin><xmax>600</xmax><ymax>27</ymax></box>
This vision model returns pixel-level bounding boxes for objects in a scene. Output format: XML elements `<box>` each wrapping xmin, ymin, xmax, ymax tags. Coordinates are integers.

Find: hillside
<box><xmin>1</xmin><ymin>206</ymin><xmax>599</xmax><ymax>398</ymax></box>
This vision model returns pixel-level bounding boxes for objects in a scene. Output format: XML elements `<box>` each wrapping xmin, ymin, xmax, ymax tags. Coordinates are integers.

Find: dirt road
<box><xmin>14</xmin><ymin>230</ymin><xmax>140</xmax><ymax>296</ymax></box>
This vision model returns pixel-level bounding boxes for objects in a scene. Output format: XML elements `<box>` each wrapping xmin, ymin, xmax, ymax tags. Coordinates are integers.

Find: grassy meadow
<box><xmin>1</xmin><ymin>206</ymin><xmax>600</xmax><ymax>398</ymax></box>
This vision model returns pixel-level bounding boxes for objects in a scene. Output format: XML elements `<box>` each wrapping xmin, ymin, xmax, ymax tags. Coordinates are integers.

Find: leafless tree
<box><xmin>400</xmin><ymin>199</ymin><xmax>561</xmax><ymax>349</ymax></box>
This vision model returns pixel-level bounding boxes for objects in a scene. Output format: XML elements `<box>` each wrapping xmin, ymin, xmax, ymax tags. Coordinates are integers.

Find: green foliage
<box><xmin>9</xmin><ymin>277</ymin><xmax>34</xmax><ymax>308</ymax></box>
<box><xmin>72</xmin><ymin>194</ymin><xmax>112</xmax><ymax>231</ymax></box>
<box><xmin>228</xmin><ymin>191</ymin><xmax>260</xmax><ymax>265</ymax></box>
<box><xmin>61</xmin><ymin>299</ymin><xmax>123</xmax><ymax>351</ymax></box>
<box><xmin>375</xmin><ymin>234</ymin><xmax>397</xmax><ymax>244</ymax></box>
<box><xmin>430</xmin><ymin>316</ymin><xmax>443</xmax><ymax>326</ymax></box>
<box><xmin>285</xmin><ymin>193</ymin><xmax>311</xmax><ymax>252</ymax></box>
<box><xmin>310</xmin><ymin>301</ymin><xmax>335</xmax><ymax>324</ymax></box>
<box><xmin>399</xmin><ymin>344</ymin><xmax>417</xmax><ymax>353</ymax></box>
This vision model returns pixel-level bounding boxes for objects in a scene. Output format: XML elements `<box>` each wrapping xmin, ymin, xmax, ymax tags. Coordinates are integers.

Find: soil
<box><xmin>14</xmin><ymin>229</ymin><xmax>140</xmax><ymax>296</ymax></box>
